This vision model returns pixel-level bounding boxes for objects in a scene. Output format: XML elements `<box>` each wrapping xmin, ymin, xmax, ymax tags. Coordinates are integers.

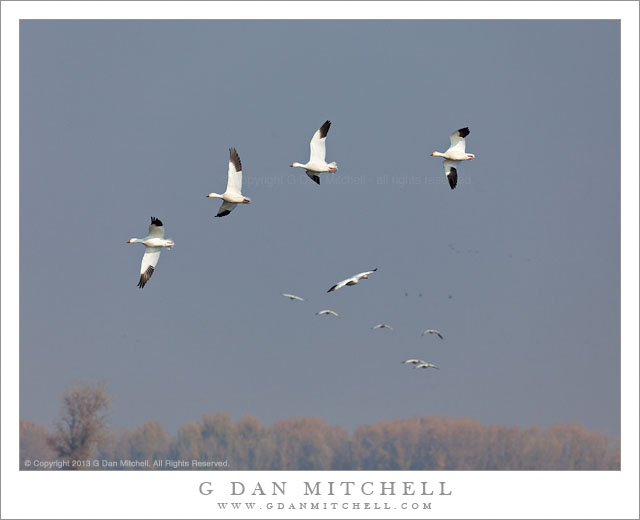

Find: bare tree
<box><xmin>48</xmin><ymin>382</ymin><xmax>111</xmax><ymax>467</ymax></box>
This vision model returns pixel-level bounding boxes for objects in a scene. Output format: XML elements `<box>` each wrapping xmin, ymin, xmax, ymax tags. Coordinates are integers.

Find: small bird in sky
<box><xmin>290</xmin><ymin>120</ymin><xmax>338</xmax><ymax>185</ymax></box>
<box><xmin>372</xmin><ymin>324</ymin><xmax>393</xmax><ymax>331</ymax></box>
<box><xmin>422</xmin><ymin>329</ymin><xmax>444</xmax><ymax>340</ymax></box>
<box><xmin>206</xmin><ymin>148</ymin><xmax>251</xmax><ymax>217</ymax></box>
<box><xmin>402</xmin><ymin>359</ymin><xmax>427</xmax><ymax>365</ymax></box>
<box><xmin>430</xmin><ymin>127</ymin><xmax>475</xmax><ymax>190</ymax></box>
<box><xmin>415</xmin><ymin>362</ymin><xmax>439</xmax><ymax>370</ymax></box>
<box><xmin>282</xmin><ymin>293</ymin><xmax>304</xmax><ymax>302</ymax></box>
<box><xmin>316</xmin><ymin>309</ymin><xmax>339</xmax><ymax>317</ymax></box>
<box><xmin>328</xmin><ymin>269</ymin><xmax>377</xmax><ymax>293</ymax></box>
<box><xmin>127</xmin><ymin>217</ymin><xmax>175</xmax><ymax>289</ymax></box>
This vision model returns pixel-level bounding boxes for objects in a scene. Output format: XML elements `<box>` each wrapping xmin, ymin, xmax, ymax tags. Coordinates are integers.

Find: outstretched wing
<box><xmin>138</xmin><ymin>247</ymin><xmax>161</xmax><ymax>288</ymax></box>
<box><xmin>356</xmin><ymin>268</ymin><xmax>378</xmax><ymax>279</ymax></box>
<box><xmin>447</xmin><ymin>127</ymin><xmax>469</xmax><ymax>154</ymax></box>
<box><xmin>309</xmin><ymin>120</ymin><xmax>331</xmax><ymax>163</ymax></box>
<box><xmin>216</xmin><ymin>201</ymin><xmax>237</xmax><ymax>218</ymax></box>
<box><xmin>327</xmin><ymin>278</ymin><xmax>348</xmax><ymax>293</ymax></box>
<box><xmin>147</xmin><ymin>216</ymin><xmax>165</xmax><ymax>239</ymax></box>
<box><xmin>443</xmin><ymin>161</ymin><xmax>458</xmax><ymax>190</ymax></box>
<box><xmin>225</xmin><ymin>148</ymin><xmax>243</xmax><ymax>195</ymax></box>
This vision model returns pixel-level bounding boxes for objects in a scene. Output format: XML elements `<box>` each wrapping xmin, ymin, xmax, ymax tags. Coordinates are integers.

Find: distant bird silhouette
<box><xmin>372</xmin><ymin>324</ymin><xmax>393</xmax><ymax>331</ymax></box>
<box><xmin>402</xmin><ymin>359</ymin><xmax>427</xmax><ymax>365</ymax></box>
<box><xmin>422</xmin><ymin>329</ymin><xmax>444</xmax><ymax>340</ymax></box>
<box><xmin>316</xmin><ymin>309</ymin><xmax>339</xmax><ymax>317</ymax></box>
<box><xmin>415</xmin><ymin>362</ymin><xmax>439</xmax><ymax>370</ymax></box>
<box><xmin>327</xmin><ymin>269</ymin><xmax>377</xmax><ymax>293</ymax></box>
<box><xmin>282</xmin><ymin>293</ymin><xmax>304</xmax><ymax>302</ymax></box>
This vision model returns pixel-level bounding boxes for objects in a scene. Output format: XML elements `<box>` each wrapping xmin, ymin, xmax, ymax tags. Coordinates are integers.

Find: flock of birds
<box><xmin>126</xmin><ymin>120</ymin><xmax>468</xmax><ymax>371</ymax></box>
<box><xmin>280</xmin><ymin>288</ymin><xmax>447</xmax><ymax>372</ymax></box>
<box><xmin>126</xmin><ymin>122</ymin><xmax>475</xmax><ymax>289</ymax></box>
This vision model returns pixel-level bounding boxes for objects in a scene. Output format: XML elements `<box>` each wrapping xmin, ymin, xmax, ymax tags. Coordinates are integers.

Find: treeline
<box><xmin>21</xmin><ymin>413</ymin><xmax>620</xmax><ymax>470</ymax></box>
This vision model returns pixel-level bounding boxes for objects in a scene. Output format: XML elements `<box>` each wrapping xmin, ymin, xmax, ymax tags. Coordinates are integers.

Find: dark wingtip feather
<box><xmin>327</xmin><ymin>284</ymin><xmax>337</xmax><ymax>293</ymax></box>
<box><xmin>215</xmin><ymin>210</ymin><xmax>231</xmax><ymax>218</ymax></box>
<box><xmin>137</xmin><ymin>265</ymin><xmax>154</xmax><ymax>288</ymax></box>
<box><xmin>229</xmin><ymin>148</ymin><xmax>242</xmax><ymax>172</ymax></box>
<box><xmin>150</xmin><ymin>216</ymin><xmax>163</xmax><ymax>227</ymax></box>
<box><xmin>318</xmin><ymin>120</ymin><xmax>331</xmax><ymax>139</ymax></box>
<box><xmin>447</xmin><ymin>167</ymin><xmax>458</xmax><ymax>190</ymax></box>
<box><xmin>306</xmin><ymin>171</ymin><xmax>321</xmax><ymax>184</ymax></box>
<box><xmin>457</xmin><ymin>127</ymin><xmax>470</xmax><ymax>138</ymax></box>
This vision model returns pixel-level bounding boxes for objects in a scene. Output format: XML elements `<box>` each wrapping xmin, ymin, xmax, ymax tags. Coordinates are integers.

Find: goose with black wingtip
<box><xmin>290</xmin><ymin>120</ymin><xmax>338</xmax><ymax>185</ymax></box>
<box><xmin>127</xmin><ymin>217</ymin><xmax>175</xmax><ymax>289</ymax></box>
<box><xmin>430</xmin><ymin>127</ymin><xmax>475</xmax><ymax>190</ymax></box>
<box><xmin>327</xmin><ymin>269</ymin><xmax>377</xmax><ymax>293</ymax></box>
<box><xmin>207</xmin><ymin>148</ymin><xmax>251</xmax><ymax>217</ymax></box>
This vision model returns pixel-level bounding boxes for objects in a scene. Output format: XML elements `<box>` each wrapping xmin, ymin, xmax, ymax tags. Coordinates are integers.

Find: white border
<box><xmin>2</xmin><ymin>2</ymin><xmax>638</xmax><ymax>519</ymax></box>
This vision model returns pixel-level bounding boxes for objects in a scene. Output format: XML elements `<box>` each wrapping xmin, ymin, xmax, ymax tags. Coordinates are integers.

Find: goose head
<box><xmin>206</xmin><ymin>192</ymin><xmax>223</xmax><ymax>199</ymax></box>
<box><xmin>127</xmin><ymin>238</ymin><xmax>139</xmax><ymax>244</ymax></box>
<box><xmin>430</xmin><ymin>151</ymin><xmax>444</xmax><ymax>157</ymax></box>
<box><xmin>290</xmin><ymin>162</ymin><xmax>304</xmax><ymax>168</ymax></box>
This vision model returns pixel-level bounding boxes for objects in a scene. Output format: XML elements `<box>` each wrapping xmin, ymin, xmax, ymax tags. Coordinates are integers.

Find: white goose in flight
<box><xmin>415</xmin><ymin>362</ymin><xmax>439</xmax><ymax>370</ymax></box>
<box><xmin>402</xmin><ymin>359</ymin><xmax>428</xmax><ymax>365</ymax></box>
<box><xmin>290</xmin><ymin>120</ymin><xmax>338</xmax><ymax>185</ymax></box>
<box><xmin>422</xmin><ymin>329</ymin><xmax>444</xmax><ymax>340</ymax></box>
<box><xmin>207</xmin><ymin>148</ymin><xmax>251</xmax><ymax>217</ymax></box>
<box><xmin>327</xmin><ymin>269</ymin><xmax>377</xmax><ymax>293</ymax></box>
<box><xmin>316</xmin><ymin>309</ymin><xmax>340</xmax><ymax>317</ymax></box>
<box><xmin>282</xmin><ymin>293</ymin><xmax>304</xmax><ymax>302</ymax></box>
<box><xmin>372</xmin><ymin>324</ymin><xmax>393</xmax><ymax>331</ymax></box>
<box><xmin>430</xmin><ymin>127</ymin><xmax>475</xmax><ymax>190</ymax></box>
<box><xmin>127</xmin><ymin>217</ymin><xmax>175</xmax><ymax>288</ymax></box>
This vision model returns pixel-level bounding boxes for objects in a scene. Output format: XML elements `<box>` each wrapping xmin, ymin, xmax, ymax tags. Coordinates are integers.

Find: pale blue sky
<box><xmin>19</xmin><ymin>20</ymin><xmax>620</xmax><ymax>437</ymax></box>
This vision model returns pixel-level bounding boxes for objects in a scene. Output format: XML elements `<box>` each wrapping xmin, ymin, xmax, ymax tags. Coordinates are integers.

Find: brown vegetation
<box><xmin>21</xmin><ymin>412</ymin><xmax>620</xmax><ymax>470</ymax></box>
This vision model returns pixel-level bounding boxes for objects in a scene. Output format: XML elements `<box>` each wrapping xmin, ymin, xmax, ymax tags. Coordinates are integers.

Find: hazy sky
<box><xmin>19</xmin><ymin>20</ymin><xmax>621</xmax><ymax>437</ymax></box>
